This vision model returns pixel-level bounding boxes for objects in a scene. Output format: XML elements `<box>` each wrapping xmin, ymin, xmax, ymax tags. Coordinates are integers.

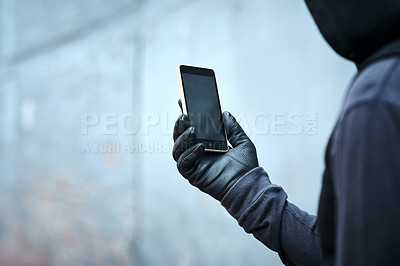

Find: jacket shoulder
<box><xmin>342</xmin><ymin>56</ymin><xmax>400</xmax><ymax>115</ymax></box>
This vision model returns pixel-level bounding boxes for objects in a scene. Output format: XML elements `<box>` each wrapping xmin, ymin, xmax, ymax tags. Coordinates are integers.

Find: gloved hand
<box><xmin>172</xmin><ymin>102</ymin><xmax>259</xmax><ymax>201</ymax></box>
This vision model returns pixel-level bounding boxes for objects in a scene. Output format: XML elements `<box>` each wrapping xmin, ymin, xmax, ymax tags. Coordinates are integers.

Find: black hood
<box><xmin>305</xmin><ymin>0</ymin><xmax>400</xmax><ymax>65</ymax></box>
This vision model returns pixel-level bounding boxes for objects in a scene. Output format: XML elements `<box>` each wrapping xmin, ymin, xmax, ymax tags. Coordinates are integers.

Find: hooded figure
<box><xmin>172</xmin><ymin>1</ymin><xmax>400</xmax><ymax>265</ymax></box>
<box><xmin>306</xmin><ymin>0</ymin><xmax>400</xmax><ymax>265</ymax></box>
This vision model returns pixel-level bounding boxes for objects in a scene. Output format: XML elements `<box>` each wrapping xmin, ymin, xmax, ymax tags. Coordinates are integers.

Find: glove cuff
<box><xmin>221</xmin><ymin>167</ymin><xmax>273</xmax><ymax>220</ymax></box>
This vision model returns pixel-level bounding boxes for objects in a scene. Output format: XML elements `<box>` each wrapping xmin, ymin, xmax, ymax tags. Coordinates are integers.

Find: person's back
<box><xmin>307</xmin><ymin>0</ymin><xmax>400</xmax><ymax>264</ymax></box>
<box><xmin>319</xmin><ymin>54</ymin><xmax>400</xmax><ymax>266</ymax></box>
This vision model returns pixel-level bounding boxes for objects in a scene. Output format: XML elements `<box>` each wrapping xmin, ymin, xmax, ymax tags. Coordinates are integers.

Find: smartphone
<box><xmin>177</xmin><ymin>65</ymin><xmax>228</xmax><ymax>152</ymax></box>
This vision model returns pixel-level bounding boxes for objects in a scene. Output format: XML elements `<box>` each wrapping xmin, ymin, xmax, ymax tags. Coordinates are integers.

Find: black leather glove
<box><xmin>172</xmin><ymin>104</ymin><xmax>259</xmax><ymax>201</ymax></box>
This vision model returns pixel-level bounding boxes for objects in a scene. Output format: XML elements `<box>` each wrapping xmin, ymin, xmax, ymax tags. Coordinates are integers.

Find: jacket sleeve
<box><xmin>221</xmin><ymin>167</ymin><xmax>322</xmax><ymax>266</ymax></box>
<box><xmin>333</xmin><ymin>103</ymin><xmax>400</xmax><ymax>265</ymax></box>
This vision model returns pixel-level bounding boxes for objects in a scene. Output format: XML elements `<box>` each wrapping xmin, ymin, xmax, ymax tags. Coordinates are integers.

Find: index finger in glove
<box><xmin>173</xmin><ymin>126</ymin><xmax>197</xmax><ymax>162</ymax></box>
<box><xmin>173</xmin><ymin>114</ymin><xmax>191</xmax><ymax>141</ymax></box>
<box><xmin>177</xmin><ymin>143</ymin><xmax>205</xmax><ymax>176</ymax></box>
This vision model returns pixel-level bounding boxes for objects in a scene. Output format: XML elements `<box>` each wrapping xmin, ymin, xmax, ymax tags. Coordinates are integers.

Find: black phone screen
<box><xmin>179</xmin><ymin>65</ymin><xmax>227</xmax><ymax>151</ymax></box>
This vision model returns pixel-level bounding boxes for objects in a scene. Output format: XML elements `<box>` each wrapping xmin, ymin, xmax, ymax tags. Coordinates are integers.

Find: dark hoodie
<box><xmin>221</xmin><ymin>1</ymin><xmax>400</xmax><ymax>265</ymax></box>
<box><xmin>306</xmin><ymin>0</ymin><xmax>400</xmax><ymax>67</ymax></box>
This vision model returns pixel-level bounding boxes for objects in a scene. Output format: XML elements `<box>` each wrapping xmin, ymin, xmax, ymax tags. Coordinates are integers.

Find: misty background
<box><xmin>0</xmin><ymin>0</ymin><xmax>355</xmax><ymax>265</ymax></box>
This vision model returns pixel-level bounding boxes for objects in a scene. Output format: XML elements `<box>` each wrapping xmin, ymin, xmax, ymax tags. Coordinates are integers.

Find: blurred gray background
<box><xmin>0</xmin><ymin>0</ymin><xmax>355</xmax><ymax>265</ymax></box>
